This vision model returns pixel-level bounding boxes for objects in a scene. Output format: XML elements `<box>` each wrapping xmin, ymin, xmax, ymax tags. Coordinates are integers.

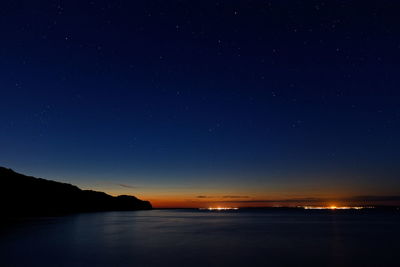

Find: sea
<box><xmin>1</xmin><ymin>209</ymin><xmax>399</xmax><ymax>267</ymax></box>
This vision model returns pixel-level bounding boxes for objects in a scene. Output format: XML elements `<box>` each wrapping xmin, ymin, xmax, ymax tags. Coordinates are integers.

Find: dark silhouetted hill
<box><xmin>0</xmin><ymin>167</ymin><xmax>152</xmax><ymax>217</ymax></box>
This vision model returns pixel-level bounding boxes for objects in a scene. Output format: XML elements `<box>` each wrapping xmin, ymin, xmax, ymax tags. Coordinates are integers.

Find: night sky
<box><xmin>1</xmin><ymin>1</ymin><xmax>400</xmax><ymax>207</ymax></box>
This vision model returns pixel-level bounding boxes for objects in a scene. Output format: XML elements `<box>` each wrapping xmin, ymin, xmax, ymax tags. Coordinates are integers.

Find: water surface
<box><xmin>1</xmin><ymin>209</ymin><xmax>399</xmax><ymax>266</ymax></box>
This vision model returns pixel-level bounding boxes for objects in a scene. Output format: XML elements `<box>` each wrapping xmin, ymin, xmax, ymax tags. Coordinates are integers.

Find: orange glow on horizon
<box><xmin>144</xmin><ymin>198</ymin><xmax>360</xmax><ymax>209</ymax></box>
<box><xmin>98</xmin><ymin>188</ymin><xmax>398</xmax><ymax>209</ymax></box>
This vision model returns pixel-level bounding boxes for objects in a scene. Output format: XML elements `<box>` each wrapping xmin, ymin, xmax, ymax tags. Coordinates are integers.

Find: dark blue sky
<box><xmin>1</xmin><ymin>1</ymin><xmax>399</xmax><ymax>207</ymax></box>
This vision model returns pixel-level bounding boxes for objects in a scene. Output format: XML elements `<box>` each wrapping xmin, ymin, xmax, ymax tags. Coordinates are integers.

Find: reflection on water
<box><xmin>1</xmin><ymin>209</ymin><xmax>399</xmax><ymax>266</ymax></box>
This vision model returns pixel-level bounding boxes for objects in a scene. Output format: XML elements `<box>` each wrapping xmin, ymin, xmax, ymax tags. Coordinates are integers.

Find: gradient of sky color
<box><xmin>1</xmin><ymin>1</ymin><xmax>400</xmax><ymax>207</ymax></box>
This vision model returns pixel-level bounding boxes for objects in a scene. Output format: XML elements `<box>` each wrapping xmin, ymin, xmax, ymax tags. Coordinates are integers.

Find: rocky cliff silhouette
<box><xmin>0</xmin><ymin>167</ymin><xmax>152</xmax><ymax>217</ymax></box>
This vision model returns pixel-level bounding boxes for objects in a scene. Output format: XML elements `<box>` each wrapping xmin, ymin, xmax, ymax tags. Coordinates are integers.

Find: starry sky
<box><xmin>1</xmin><ymin>0</ymin><xmax>400</xmax><ymax>207</ymax></box>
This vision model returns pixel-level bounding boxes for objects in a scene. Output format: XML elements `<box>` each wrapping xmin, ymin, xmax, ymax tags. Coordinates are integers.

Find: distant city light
<box><xmin>300</xmin><ymin>206</ymin><xmax>371</xmax><ymax>210</ymax></box>
<box><xmin>199</xmin><ymin>207</ymin><xmax>239</xmax><ymax>211</ymax></box>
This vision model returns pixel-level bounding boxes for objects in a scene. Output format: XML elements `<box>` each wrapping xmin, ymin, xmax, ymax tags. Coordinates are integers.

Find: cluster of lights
<box><xmin>199</xmin><ymin>207</ymin><xmax>239</xmax><ymax>211</ymax></box>
<box><xmin>199</xmin><ymin>206</ymin><xmax>374</xmax><ymax>211</ymax></box>
<box><xmin>301</xmin><ymin>206</ymin><xmax>366</xmax><ymax>210</ymax></box>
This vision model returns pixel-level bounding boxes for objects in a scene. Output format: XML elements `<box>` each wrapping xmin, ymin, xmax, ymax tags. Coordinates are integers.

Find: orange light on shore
<box><xmin>199</xmin><ymin>207</ymin><xmax>239</xmax><ymax>211</ymax></box>
<box><xmin>301</xmin><ymin>206</ymin><xmax>367</xmax><ymax>210</ymax></box>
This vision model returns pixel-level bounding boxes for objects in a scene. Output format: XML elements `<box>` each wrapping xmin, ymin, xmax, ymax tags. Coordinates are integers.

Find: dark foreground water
<box><xmin>1</xmin><ymin>209</ymin><xmax>399</xmax><ymax>267</ymax></box>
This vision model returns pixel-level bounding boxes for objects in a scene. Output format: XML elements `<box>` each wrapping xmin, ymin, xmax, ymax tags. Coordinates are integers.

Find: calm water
<box><xmin>1</xmin><ymin>209</ymin><xmax>399</xmax><ymax>267</ymax></box>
